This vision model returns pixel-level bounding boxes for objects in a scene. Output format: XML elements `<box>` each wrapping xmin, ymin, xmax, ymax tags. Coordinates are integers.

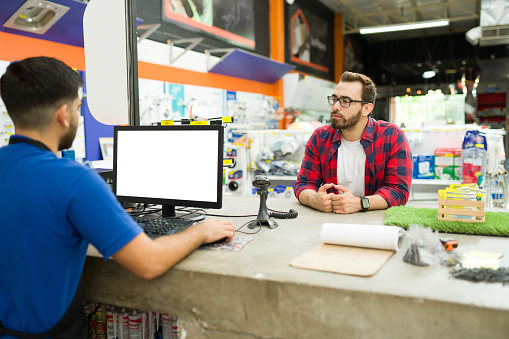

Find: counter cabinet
<box><xmin>85</xmin><ymin>196</ymin><xmax>509</xmax><ymax>339</ymax></box>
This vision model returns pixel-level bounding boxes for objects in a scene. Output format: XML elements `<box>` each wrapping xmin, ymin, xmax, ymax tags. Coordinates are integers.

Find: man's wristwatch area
<box><xmin>360</xmin><ymin>197</ymin><xmax>370</xmax><ymax>211</ymax></box>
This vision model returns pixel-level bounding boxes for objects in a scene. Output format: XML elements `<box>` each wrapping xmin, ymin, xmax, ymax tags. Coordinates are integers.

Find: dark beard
<box><xmin>330</xmin><ymin>108</ymin><xmax>362</xmax><ymax>130</ymax></box>
<box><xmin>58</xmin><ymin>120</ymin><xmax>78</xmax><ymax>151</ymax></box>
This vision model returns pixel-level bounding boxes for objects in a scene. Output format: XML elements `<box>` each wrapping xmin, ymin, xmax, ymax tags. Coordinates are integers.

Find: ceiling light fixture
<box><xmin>3</xmin><ymin>0</ymin><xmax>70</xmax><ymax>35</ymax></box>
<box><xmin>422</xmin><ymin>70</ymin><xmax>436</xmax><ymax>79</ymax></box>
<box><xmin>359</xmin><ymin>19</ymin><xmax>450</xmax><ymax>35</ymax></box>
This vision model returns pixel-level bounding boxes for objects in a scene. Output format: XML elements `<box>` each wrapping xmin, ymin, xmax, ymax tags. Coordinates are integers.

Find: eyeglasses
<box><xmin>327</xmin><ymin>96</ymin><xmax>370</xmax><ymax>107</ymax></box>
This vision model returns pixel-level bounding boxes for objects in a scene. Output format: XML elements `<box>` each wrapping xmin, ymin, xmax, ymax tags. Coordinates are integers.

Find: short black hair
<box><xmin>0</xmin><ymin>57</ymin><xmax>83</xmax><ymax>130</ymax></box>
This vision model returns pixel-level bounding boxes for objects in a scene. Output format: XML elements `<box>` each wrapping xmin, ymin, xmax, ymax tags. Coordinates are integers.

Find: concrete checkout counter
<box><xmin>85</xmin><ymin>196</ymin><xmax>509</xmax><ymax>339</ymax></box>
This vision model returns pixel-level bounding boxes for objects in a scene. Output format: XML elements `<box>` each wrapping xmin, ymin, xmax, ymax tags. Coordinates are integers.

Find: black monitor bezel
<box><xmin>113</xmin><ymin>124</ymin><xmax>223</xmax><ymax>212</ymax></box>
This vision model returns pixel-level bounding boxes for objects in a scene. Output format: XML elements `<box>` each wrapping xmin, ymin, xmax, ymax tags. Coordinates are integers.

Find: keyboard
<box><xmin>132</xmin><ymin>216</ymin><xmax>194</xmax><ymax>237</ymax></box>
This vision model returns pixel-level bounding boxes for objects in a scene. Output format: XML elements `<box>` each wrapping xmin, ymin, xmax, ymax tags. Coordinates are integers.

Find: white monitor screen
<box><xmin>113</xmin><ymin>125</ymin><xmax>223</xmax><ymax>217</ymax></box>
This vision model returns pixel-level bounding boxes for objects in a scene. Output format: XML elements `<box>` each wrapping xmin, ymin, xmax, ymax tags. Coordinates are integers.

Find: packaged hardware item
<box><xmin>403</xmin><ymin>224</ymin><xmax>447</xmax><ymax>266</ymax></box>
<box><xmin>412</xmin><ymin>153</ymin><xmax>435</xmax><ymax>179</ymax></box>
<box><xmin>106</xmin><ymin>306</ymin><xmax>116</xmax><ymax>339</ymax></box>
<box><xmin>434</xmin><ymin>148</ymin><xmax>461</xmax><ymax>180</ymax></box>
<box><xmin>128</xmin><ymin>310</ymin><xmax>142</xmax><ymax>339</ymax></box>
<box><xmin>162</xmin><ymin>314</ymin><xmax>172</xmax><ymax>339</ymax></box>
<box><xmin>118</xmin><ymin>309</ymin><xmax>129</xmax><ymax>339</ymax></box>
<box><xmin>461</xmin><ymin>130</ymin><xmax>487</xmax><ymax>185</ymax></box>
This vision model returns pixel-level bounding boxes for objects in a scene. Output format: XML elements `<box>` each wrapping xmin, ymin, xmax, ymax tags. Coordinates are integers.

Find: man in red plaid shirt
<box><xmin>294</xmin><ymin>71</ymin><xmax>412</xmax><ymax>214</ymax></box>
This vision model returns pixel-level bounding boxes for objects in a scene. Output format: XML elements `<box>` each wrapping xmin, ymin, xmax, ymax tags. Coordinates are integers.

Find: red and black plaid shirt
<box><xmin>294</xmin><ymin>118</ymin><xmax>413</xmax><ymax>207</ymax></box>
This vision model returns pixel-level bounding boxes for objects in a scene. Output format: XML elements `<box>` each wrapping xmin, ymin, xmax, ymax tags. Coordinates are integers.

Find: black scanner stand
<box><xmin>247</xmin><ymin>185</ymin><xmax>278</xmax><ymax>229</ymax></box>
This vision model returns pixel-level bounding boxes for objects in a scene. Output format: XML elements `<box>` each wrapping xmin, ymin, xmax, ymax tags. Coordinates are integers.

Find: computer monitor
<box><xmin>113</xmin><ymin>125</ymin><xmax>224</xmax><ymax>221</ymax></box>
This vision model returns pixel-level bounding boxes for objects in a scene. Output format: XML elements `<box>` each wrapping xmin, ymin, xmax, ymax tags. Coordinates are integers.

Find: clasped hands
<box><xmin>311</xmin><ymin>183</ymin><xmax>361</xmax><ymax>214</ymax></box>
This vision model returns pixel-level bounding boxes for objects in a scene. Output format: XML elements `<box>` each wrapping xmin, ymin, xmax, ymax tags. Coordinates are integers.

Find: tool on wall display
<box><xmin>0</xmin><ymin>104</ymin><xmax>14</xmax><ymax>147</ymax></box>
<box><xmin>226</xmin><ymin>90</ymin><xmax>280</xmax><ymax>130</ymax></box>
<box><xmin>223</xmin><ymin>143</ymin><xmax>249</xmax><ymax>196</ymax></box>
<box><xmin>137</xmin><ymin>75</ymin><xmax>281</xmax><ymax>131</ymax></box>
<box><xmin>0</xmin><ymin>104</ymin><xmax>85</xmax><ymax>158</ymax></box>
<box><xmin>229</xmin><ymin>129</ymin><xmax>310</xmax><ymax>197</ymax></box>
<box><xmin>0</xmin><ymin>60</ymin><xmax>13</xmax><ymax>147</ymax></box>
<box><xmin>138</xmin><ymin>79</ymin><xmax>181</xmax><ymax>126</ymax></box>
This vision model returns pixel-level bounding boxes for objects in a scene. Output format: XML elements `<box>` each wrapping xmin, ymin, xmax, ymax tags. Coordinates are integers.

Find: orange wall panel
<box><xmin>0</xmin><ymin>32</ymin><xmax>278</xmax><ymax>97</ymax></box>
<box><xmin>138</xmin><ymin>61</ymin><xmax>278</xmax><ymax>95</ymax></box>
<box><xmin>0</xmin><ymin>32</ymin><xmax>85</xmax><ymax>70</ymax></box>
<box><xmin>269</xmin><ymin>0</ymin><xmax>285</xmax><ymax>118</ymax></box>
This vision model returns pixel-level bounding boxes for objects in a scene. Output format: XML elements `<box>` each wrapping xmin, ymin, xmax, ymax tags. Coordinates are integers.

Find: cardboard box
<box><xmin>412</xmin><ymin>154</ymin><xmax>435</xmax><ymax>179</ymax></box>
<box><xmin>435</xmin><ymin>166</ymin><xmax>461</xmax><ymax>180</ymax></box>
<box><xmin>434</xmin><ymin>148</ymin><xmax>462</xmax><ymax>167</ymax></box>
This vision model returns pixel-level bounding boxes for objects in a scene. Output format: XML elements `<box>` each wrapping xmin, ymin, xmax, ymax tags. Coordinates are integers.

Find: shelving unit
<box><xmin>477</xmin><ymin>92</ymin><xmax>507</xmax><ymax>129</ymax></box>
<box><xmin>410</xmin><ymin>178</ymin><xmax>461</xmax><ymax>201</ymax></box>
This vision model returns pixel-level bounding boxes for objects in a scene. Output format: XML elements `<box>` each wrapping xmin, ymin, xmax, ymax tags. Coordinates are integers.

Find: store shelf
<box><xmin>267</xmin><ymin>175</ymin><xmax>297</xmax><ymax>182</ymax></box>
<box><xmin>412</xmin><ymin>179</ymin><xmax>461</xmax><ymax>186</ymax></box>
<box><xmin>410</xmin><ymin>179</ymin><xmax>461</xmax><ymax>201</ymax></box>
<box><xmin>477</xmin><ymin>93</ymin><xmax>507</xmax><ymax>129</ymax></box>
<box><xmin>208</xmin><ymin>49</ymin><xmax>295</xmax><ymax>84</ymax></box>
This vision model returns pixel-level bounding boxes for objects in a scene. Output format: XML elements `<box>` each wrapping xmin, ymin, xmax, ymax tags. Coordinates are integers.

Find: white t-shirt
<box><xmin>337</xmin><ymin>135</ymin><xmax>366</xmax><ymax>197</ymax></box>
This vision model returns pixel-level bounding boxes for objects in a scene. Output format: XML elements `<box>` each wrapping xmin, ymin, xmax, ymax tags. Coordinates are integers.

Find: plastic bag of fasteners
<box><xmin>450</xmin><ymin>267</ymin><xmax>509</xmax><ymax>284</ymax></box>
<box><xmin>403</xmin><ymin>224</ymin><xmax>447</xmax><ymax>266</ymax></box>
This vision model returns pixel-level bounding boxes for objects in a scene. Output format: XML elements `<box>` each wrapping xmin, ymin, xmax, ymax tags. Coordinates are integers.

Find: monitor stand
<box><xmin>161</xmin><ymin>205</ymin><xmax>205</xmax><ymax>222</ymax></box>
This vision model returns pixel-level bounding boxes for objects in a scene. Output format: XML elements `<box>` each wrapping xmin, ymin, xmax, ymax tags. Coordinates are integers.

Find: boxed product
<box><xmin>434</xmin><ymin>148</ymin><xmax>462</xmax><ymax>166</ymax></box>
<box><xmin>434</xmin><ymin>166</ymin><xmax>461</xmax><ymax>180</ymax></box>
<box><xmin>434</xmin><ymin>148</ymin><xmax>462</xmax><ymax>180</ymax></box>
<box><xmin>412</xmin><ymin>154</ymin><xmax>435</xmax><ymax>179</ymax></box>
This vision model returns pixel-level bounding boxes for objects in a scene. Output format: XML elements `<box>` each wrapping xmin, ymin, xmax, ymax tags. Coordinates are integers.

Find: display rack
<box><xmin>226</xmin><ymin>129</ymin><xmax>311</xmax><ymax>196</ymax></box>
<box><xmin>410</xmin><ymin>179</ymin><xmax>461</xmax><ymax>200</ymax></box>
<box><xmin>477</xmin><ymin>92</ymin><xmax>507</xmax><ymax>129</ymax></box>
<box><xmin>207</xmin><ymin>49</ymin><xmax>295</xmax><ymax>84</ymax></box>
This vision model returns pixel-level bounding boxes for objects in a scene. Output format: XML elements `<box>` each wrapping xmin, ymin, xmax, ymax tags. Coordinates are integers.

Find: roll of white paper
<box><xmin>321</xmin><ymin>223</ymin><xmax>405</xmax><ymax>251</ymax></box>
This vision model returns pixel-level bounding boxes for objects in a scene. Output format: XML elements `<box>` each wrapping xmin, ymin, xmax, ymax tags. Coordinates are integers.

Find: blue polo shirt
<box><xmin>0</xmin><ymin>136</ymin><xmax>142</xmax><ymax>336</ymax></box>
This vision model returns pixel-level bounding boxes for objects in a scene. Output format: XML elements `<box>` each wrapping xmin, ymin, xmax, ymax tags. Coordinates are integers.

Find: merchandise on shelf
<box><xmin>412</xmin><ymin>153</ymin><xmax>434</xmax><ymax>179</ymax></box>
<box><xmin>275</xmin><ymin>185</ymin><xmax>295</xmax><ymax>198</ymax></box>
<box><xmin>85</xmin><ymin>301</ymin><xmax>178</xmax><ymax>339</ymax></box>
<box><xmin>476</xmin><ymin>92</ymin><xmax>507</xmax><ymax>129</ymax></box>
<box><xmin>434</xmin><ymin>148</ymin><xmax>462</xmax><ymax>180</ymax></box>
<box><xmin>461</xmin><ymin>130</ymin><xmax>487</xmax><ymax>185</ymax></box>
<box><xmin>0</xmin><ymin>105</ymin><xmax>14</xmax><ymax>147</ymax></box>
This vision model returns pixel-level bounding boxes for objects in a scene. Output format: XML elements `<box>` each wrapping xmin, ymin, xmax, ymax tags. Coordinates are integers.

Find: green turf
<box><xmin>383</xmin><ymin>206</ymin><xmax>509</xmax><ymax>237</ymax></box>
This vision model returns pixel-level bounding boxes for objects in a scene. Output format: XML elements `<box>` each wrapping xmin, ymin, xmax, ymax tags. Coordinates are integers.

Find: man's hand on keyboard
<box><xmin>113</xmin><ymin>217</ymin><xmax>235</xmax><ymax>280</ymax></box>
<box><xmin>198</xmin><ymin>218</ymin><xmax>235</xmax><ymax>244</ymax></box>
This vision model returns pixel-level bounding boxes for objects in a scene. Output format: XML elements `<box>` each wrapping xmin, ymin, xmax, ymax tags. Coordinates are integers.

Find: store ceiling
<box><xmin>316</xmin><ymin>0</ymin><xmax>480</xmax><ymax>42</ymax></box>
<box><xmin>315</xmin><ymin>0</ymin><xmax>509</xmax><ymax>88</ymax></box>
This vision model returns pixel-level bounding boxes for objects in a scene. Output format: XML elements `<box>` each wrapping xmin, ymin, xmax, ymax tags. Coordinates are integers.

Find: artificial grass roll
<box><xmin>383</xmin><ymin>206</ymin><xmax>509</xmax><ymax>237</ymax></box>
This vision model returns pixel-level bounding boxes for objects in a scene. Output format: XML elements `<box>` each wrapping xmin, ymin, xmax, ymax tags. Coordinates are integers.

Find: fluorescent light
<box><xmin>359</xmin><ymin>19</ymin><xmax>450</xmax><ymax>35</ymax></box>
<box><xmin>422</xmin><ymin>71</ymin><xmax>436</xmax><ymax>79</ymax></box>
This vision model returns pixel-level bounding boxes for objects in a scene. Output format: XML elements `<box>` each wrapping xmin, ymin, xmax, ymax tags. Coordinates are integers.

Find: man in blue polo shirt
<box><xmin>0</xmin><ymin>57</ymin><xmax>235</xmax><ymax>338</ymax></box>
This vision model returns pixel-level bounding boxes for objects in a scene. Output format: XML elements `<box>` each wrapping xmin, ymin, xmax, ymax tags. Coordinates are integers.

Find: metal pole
<box><xmin>125</xmin><ymin>0</ymin><xmax>140</xmax><ymax>126</ymax></box>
